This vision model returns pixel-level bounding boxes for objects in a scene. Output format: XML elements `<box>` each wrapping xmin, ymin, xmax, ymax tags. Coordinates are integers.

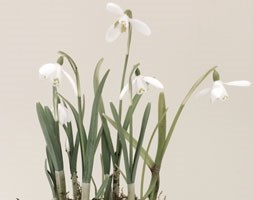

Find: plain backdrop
<box><xmin>0</xmin><ymin>0</ymin><xmax>253</xmax><ymax>199</ymax></box>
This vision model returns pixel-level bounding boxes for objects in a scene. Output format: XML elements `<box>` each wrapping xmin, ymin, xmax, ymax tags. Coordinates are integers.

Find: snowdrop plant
<box><xmin>36</xmin><ymin>2</ymin><xmax>251</xmax><ymax>200</ymax></box>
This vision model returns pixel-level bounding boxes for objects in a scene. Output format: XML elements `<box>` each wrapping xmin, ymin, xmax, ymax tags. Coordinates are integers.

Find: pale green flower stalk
<box><xmin>106</xmin><ymin>2</ymin><xmax>151</xmax><ymax>199</ymax></box>
<box><xmin>141</xmin><ymin>66</ymin><xmax>219</xmax><ymax>200</ymax></box>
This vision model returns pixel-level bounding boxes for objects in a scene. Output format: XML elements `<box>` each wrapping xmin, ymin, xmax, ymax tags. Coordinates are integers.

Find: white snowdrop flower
<box><xmin>105</xmin><ymin>2</ymin><xmax>151</xmax><ymax>42</ymax></box>
<box><xmin>39</xmin><ymin>63</ymin><xmax>77</xmax><ymax>95</ymax></box>
<box><xmin>120</xmin><ymin>75</ymin><xmax>164</xmax><ymax>99</ymax></box>
<box><xmin>58</xmin><ymin>104</ymin><xmax>71</xmax><ymax>126</ymax></box>
<box><xmin>198</xmin><ymin>80</ymin><xmax>251</xmax><ymax>103</ymax></box>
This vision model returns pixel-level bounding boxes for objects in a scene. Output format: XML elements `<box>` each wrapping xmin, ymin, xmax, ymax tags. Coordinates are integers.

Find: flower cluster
<box><xmin>37</xmin><ymin>2</ymin><xmax>252</xmax><ymax>200</ymax></box>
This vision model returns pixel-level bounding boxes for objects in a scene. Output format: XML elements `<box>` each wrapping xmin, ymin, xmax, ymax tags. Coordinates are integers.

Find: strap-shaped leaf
<box><xmin>44</xmin><ymin>159</ymin><xmax>57</xmax><ymax>199</ymax></box>
<box><xmin>59</xmin><ymin>94</ymin><xmax>87</xmax><ymax>156</ymax></box>
<box><xmin>84</xmin><ymin>70</ymin><xmax>110</xmax><ymax>182</ymax></box>
<box><xmin>101</xmin><ymin>129</ymin><xmax>111</xmax><ymax>174</ymax></box>
<box><xmin>123</xmin><ymin>94</ymin><xmax>141</xmax><ymax>129</ymax></box>
<box><xmin>115</xmin><ymin>94</ymin><xmax>142</xmax><ymax>165</ymax></box>
<box><xmin>70</xmin><ymin>133</ymin><xmax>80</xmax><ymax>174</ymax></box>
<box><xmin>46</xmin><ymin>146</ymin><xmax>56</xmax><ymax>185</ymax></box>
<box><xmin>93</xmin><ymin>58</ymin><xmax>104</xmax><ymax>93</ymax></box>
<box><xmin>132</xmin><ymin>103</ymin><xmax>151</xmax><ymax>182</ymax></box>
<box><xmin>63</xmin><ymin>122</ymin><xmax>74</xmax><ymax>152</ymax></box>
<box><xmin>36</xmin><ymin>103</ymin><xmax>62</xmax><ymax>170</ymax></box>
<box><xmin>140</xmin><ymin>108</ymin><xmax>168</xmax><ymax>198</ymax></box>
<box><xmin>44</xmin><ymin>106</ymin><xmax>63</xmax><ymax>165</ymax></box>
<box><xmin>110</xmin><ymin>103</ymin><xmax>131</xmax><ymax>183</ymax></box>
<box><xmin>154</xmin><ymin>92</ymin><xmax>167</xmax><ymax>165</ymax></box>
<box><xmin>103</xmin><ymin>114</ymin><xmax>154</xmax><ymax>169</ymax></box>
<box><xmin>95</xmin><ymin>175</ymin><xmax>110</xmax><ymax>199</ymax></box>
<box><xmin>104</xmin><ymin>175</ymin><xmax>112</xmax><ymax>200</ymax></box>
<box><xmin>93</xmin><ymin>58</ymin><xmax>116</xmax><ymax>164</ymax></box>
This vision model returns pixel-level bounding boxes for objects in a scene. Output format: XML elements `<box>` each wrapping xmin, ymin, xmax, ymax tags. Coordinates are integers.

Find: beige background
<box><xmin>0</xmin><ymin>0</ymin><xmax>253</xmax><ymax>199</ymax></box>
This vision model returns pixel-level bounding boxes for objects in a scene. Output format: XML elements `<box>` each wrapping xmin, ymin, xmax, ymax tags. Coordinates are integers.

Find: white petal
<box><xmin>224</xmin><ymin>80</ymin><xmax>251</xmax><ymax>87</ymax></box>
<box><xmin>39</xmin><ymin>63</ymin><xmax>59</xmax><ymax>80</ymax></box>
<box><xmin>106</xmin><ymin>2</ymin><xmax>124</xmax><ymax>16</ymax></box>
<box><xmin>65</xmin><ymin>139</ymin><xmax>70</xmax><ymax>153</ymax></box>
<box><xmin>105</xmin><ymin>24</ymin><xmax>121</xmax><ymax>42</ymax></box>
<box><xmin>58</xmin><ymin>104</ymin><xmax>70</xmax><ymax>125</ymax></box>
<box><xmin>143</xmin><ymin>76</ymin><xmax>164</xmax><ymax>89</ymax></box>
<box><xmin>119</xmin><ymin>84</ymin><xmax>129</xmax><ymax>100</ymax></box>
<box><xmin>62</xmin><ymin>69</ymin><xmax>78</xmax><ymax>96</ymax></box>
<box><xmin>196</xmin><ymin>88</ymin><xmax>211</xmax><ymax>97</ymax></box>
<box><xmin>130</xmin><ymin>18</ymin><xmax>151</xmax><ymax>36</ymax></box>
<box><xmin>135</xmin><ymin>76</ymin><xmax>148</xmax><ymax>94</ymax></box>
<box><xmin>211</xmin><ymin>81</ymin><xmax>229</xmax><ymax>103</ymax></box>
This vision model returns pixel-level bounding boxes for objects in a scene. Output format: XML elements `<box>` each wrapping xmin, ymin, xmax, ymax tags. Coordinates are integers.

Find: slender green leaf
<box><xmin>91</xmin><ymin>176</ymin><xmax>98</xmax><ymax>195</ymax></box>
<box><xmin>82</xmin><ymin>94</ymin><xmax>85</xmax><ymax>119</ymax></box>
<box><xmin>93</xmin><ymin>58</ymin><xmax>104</xmax><ymax>93</ymax></box>
<box><xmin>93</xmin><ymin>58</ymin><xmax>116</xmax><ymax>164</ymax></box>
<box><xmin>142</xmin><ymin>175</ymin><xmax>159</xmax><ymax>200</ymax></box>
<box><xmin>63</xmin><ymin>122</ymin><xmax>74</xmax><ymax>152</ymax></box>
<box><xmin>132</xmin><ymin>103</ymin><xmax>151</xmax><ymax>182</ymax></box>
<box><xmin>84</xmin><ymin>70</ymin><xmax>110</xmax><ymax>182</ymax></box>
<box><xmin>101</xmin><ymin>129</ymin><xmax>111</xmax><ymax>174</ymax></box>
<box><xmin>95</xmin><ymin>126</ymin><xmax>103</xmax><ymax>151</ymax></box>
<box><xmin>44</xmin><ymin>159</ymin><xmax>57</xmax><ymax>198</ymax></box>
<box><xmin>110</xmin><ymin>103</ymin><xmax>131</xmax><ymax>183</ymax></box>
<box><xmin>154</xmin><ymin>92</ymin><xmax>167</xmax><ymax>165</ymax></box>
<box><xmin>70</xmin><ymin>133</ymin><xmax>80</xmax><ymax>174</ymax></box>
<box><xmin>46</xmin><ymin>146</ymin><xmax>55</xmax><ymax>185</ymax></box>
<box><xmin>95</xmin><ymin>175</ymin><xmax>110</xmax><ymax>199</ymax></box>
<box><xmin>103</xmin><ymin>114</ymin><xmax>154</xmax><ymax>169</ymax></box>
<box><xmin>104</xmin><ymin>175</ymin><xmax>112</xmax><ymax>200</ymax></box>
<box><xmin>59</xmin><ymin>94</ymin><xmax>87</xmax><ymax>154</ymax></box>
<box><xmin>140</xmin><ymin>108</ymin><xmax>168</xmax><ymax>198</ymax></box>
<box><xmin>36</xmin><ymin>103</ymin><xmax>62</xmax><ymax>170</ymax></box>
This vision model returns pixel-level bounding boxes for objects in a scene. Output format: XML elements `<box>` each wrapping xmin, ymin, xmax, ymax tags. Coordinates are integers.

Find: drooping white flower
<box><xmin>105</xmin><ymin>2</ymin><xmax>151</xmax><ymax>42</ymax></box>
<box><xmin>198</xmin><ymin>80</ymin><xmax>251</xmax><ymax>103</ymax></box>
<box><xmin>119</xmin><ymin>75</ymin><xmax>164</xmax><ymax>99</ymax></box>
<box><xmin>39</xmin><ymin>63</ymin><xmax>77</xmax><ymax>95</ymax></box>
<box><xmin>58</xmin><ymin>104</ymin><xmax>71</xmax><ymax>126</ymax></box>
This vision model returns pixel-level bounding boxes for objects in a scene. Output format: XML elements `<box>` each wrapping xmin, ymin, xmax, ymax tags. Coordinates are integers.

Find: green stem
<box><xmin>161</xmin><ymin>66</ymin><xmax>217</xmax><ymax>158</ymax></box>
<box><xmin>118</xmin><ymin>24</ymin><xmax>132</xmax><ymax>118</ymax></box>
<box><xmin>114</xmin><ymin>24</ymin><xmax>133</xmax><ymax>198</ymax></box>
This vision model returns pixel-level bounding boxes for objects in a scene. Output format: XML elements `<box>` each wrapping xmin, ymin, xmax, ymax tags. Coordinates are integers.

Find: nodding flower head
<box><xmin>105</xmin><ymin>2</ymin><xmax>151</xmax><ymax>42</ymax></box>
<box><xmin>198</xmin><ymin>70</ymin><xmax>251</xmax><ymax>103</ymax></box>
<box><xmin>39</xmin><ymin>62</ymin><xmax>77</xmax><ymax>95</ymax></box>
<box><xmin>120</xmin><ymin>74</ymin><xmax>164</xmax><ymax>99</ymax></box>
